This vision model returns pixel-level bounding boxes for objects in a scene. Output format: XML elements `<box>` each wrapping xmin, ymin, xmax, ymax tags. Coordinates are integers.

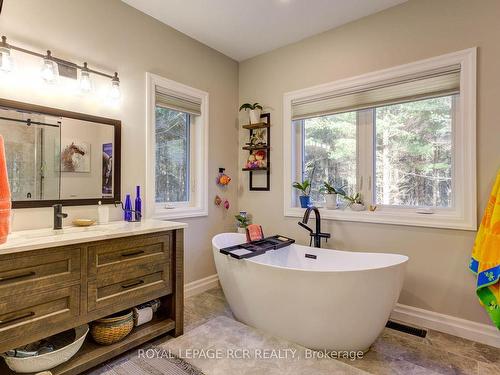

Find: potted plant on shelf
<box><xmin>293</xmin><ymin>180</ymin><xmax>312</xmax><ymax>208</ymax></box>
<box><xmin>342</xmin><ymin>192</ymin><xmax>366</xmax><ymax>211</ymax></box>
<box><xmin>320</xmin><ymin>181</ymin><xmax>346</xmax><ymax>210</ymax></box>
<box><xmin>239</xmin><ymin>102</ymin><xmax>263</xmax><ymax>124</ymax></box>
<box><xmin>235</xmin><ymin>213</ymin><xmax>250</xmax><ymax>234</ymax></box>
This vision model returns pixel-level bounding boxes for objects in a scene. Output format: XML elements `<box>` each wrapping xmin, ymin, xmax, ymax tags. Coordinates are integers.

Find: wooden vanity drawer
<box><xmin>0</xmin><ymin>285</ymin><xmax>80</xmax><ymax>349</ymax></box>
<box><xmin>0</xmin><ymin>247</ymin><xmax>81</xmax><ymax>297</ymax></box>
<box><xmin>88</xmin><ymin>233</ymin><xmax>171</xmax><ymax>278</ymax></box>
<box><xmin>88</xmin><ymin>262</ymin><xmax>171</xmax><ymax>311</ymax></box>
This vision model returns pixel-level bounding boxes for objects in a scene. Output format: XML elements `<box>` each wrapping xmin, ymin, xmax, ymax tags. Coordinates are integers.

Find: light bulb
<box><xmin>40</xmin><ymin>51</ymin><xmax>59</xmax><ymax>84</ymax></box>
<box><xmin>0</xmin><ymin>47</ymin><xmax>12</xmax><ymax>72</ymax></box>
<box><xmin>80</xmin><ymin>63</ymin><xmax>92</xmax><ymax>93</ymax></box>
<box><xmin>0</xmin><ymin>37</ymin><xmax>13</xmax><ymax>72</ymax></box>
<box><xmin>109</xmin><ymin>72</ymin><xmax>120</xmax><ymax>100</ymax></box>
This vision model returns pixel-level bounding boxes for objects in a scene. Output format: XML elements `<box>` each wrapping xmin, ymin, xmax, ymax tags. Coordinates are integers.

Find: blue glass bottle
<box><xmin>134</xmin><ymin>186</ymin><xmax>142</xmax><ymax>221</ymax></box>
<box><xmin>124</xmin><ymin>194</ymin><xmax>133</xmax><ymax>222</ymax></box>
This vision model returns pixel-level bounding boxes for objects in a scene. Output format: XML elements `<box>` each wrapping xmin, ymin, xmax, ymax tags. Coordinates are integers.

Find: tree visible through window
<box><xmin>155</xmin><ymin>107</ymin><xmax>190</xmax><ymax>203</ymax></box>
<box><xmin>375</xmin><ymin>96</ymin><xmax>453</xmax><ymax>207</ymax></box>
<box><xmin>302</xmin><ymin>112</ymin><xmax>357</xmax><ymax>204</ymax></box>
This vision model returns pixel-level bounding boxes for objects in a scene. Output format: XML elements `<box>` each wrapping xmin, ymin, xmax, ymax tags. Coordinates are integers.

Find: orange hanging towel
<box><xmin>0</xmin><ymin>135</ymin><xmax>11</xmax><ymax>244</ymax></box>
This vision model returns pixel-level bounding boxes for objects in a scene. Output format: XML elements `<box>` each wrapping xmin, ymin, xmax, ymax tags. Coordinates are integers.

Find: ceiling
<box><xmin>122</xmin><ymin>0</ymin><xmax>407</xmax><ymax>61</ymax></box>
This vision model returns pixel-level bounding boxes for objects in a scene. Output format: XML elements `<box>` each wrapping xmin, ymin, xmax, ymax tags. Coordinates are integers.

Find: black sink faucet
<box><xmin>298</xmin><ymin>206</ymin><xmax>331</xmax><ymax>248</ymax></box>
<box><xmin>53</xmin><ymin>204</ymin><xmax>68</xmax><ymax>230</ymax></box>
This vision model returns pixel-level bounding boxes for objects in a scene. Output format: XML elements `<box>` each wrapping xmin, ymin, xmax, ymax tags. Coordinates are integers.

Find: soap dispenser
<box><xmin>97</xmin><ymin>201</ymin><xmax>109</xmax><ymax>225</ymax></box>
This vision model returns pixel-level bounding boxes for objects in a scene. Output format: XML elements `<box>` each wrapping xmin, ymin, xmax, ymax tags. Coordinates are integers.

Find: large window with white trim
<box><xmin>284</xmin><ymin>49</ymin><xmax>476</xmax><ymax>230</ymax></box>
<box><xmin>147</xmin><ymin>73</ymin><xmax>208</xmax><ymax>219</ymax></box>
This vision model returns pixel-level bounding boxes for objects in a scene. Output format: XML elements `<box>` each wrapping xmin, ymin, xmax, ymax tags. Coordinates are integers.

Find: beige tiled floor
<box><xmin>88</xmin><ymin>287</ymin><xmax>500</xmax><ymax>375</ymax></box>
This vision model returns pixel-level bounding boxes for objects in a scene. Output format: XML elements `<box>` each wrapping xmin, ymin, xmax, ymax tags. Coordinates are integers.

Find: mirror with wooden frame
<box><xmin>0</xmin><ymin>98</ymin><xmax>121</xmax><ymax>208</ymax></box>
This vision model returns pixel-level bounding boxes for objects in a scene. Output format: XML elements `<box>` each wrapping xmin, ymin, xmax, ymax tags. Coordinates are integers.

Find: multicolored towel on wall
<box><xmin>470</xmin><ymin>169</ymin><xmax>500</xmax><ymax>329</ymax></box>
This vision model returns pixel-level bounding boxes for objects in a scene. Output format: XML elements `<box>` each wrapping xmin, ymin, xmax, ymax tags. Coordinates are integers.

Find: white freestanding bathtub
<box><xmin>212</xmin><ymin>233</ymin><xmax>408</xmax><ymax>352</ymax></box>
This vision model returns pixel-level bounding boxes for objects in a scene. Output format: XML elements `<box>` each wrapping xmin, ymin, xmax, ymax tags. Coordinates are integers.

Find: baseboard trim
<box><xmin>184</xmin><ymin>274</ymin><xmax>219</xmax><ymax>298</ymax></box>
<box><xmin>184</xmin><ymin>275</ymin><xmax>499</xmax><ymax>347</ymax></box>
<box><xmin>391</xmin><ymin>303</ymin><xmax>500</xmax><ymax>348</ymax></box>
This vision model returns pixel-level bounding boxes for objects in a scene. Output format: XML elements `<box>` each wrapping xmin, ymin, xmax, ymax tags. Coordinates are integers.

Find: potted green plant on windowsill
<box><xmin>239</xmin><ymin>102</ymin><xmax>263</xmax><ymax>124</ymax></box>
<box><xmin>320</xmin><ymin>181</ymin><xmax>346</xmax><ymax>210</ymax></box>
<box><xmin>293</xmin><ymin>180</ymin><xmax>312</xmax><ymax>208</ymax></box>
<box><xmin>235</xmin><ymin>214</ymin><xmax>250</xmax><ymax>234</ymax></box>
<box><xmin>342</xmin><ymin>192</ymin><xmax>366</xmax><ymax>211</ymax></box>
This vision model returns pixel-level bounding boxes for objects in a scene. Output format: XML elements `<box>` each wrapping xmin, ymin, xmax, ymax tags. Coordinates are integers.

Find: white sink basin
<box><xmin>0</xmin><ymin>220</ymin><xmax>188</xmax><ymax>254</ymax></box>
<box><xmin>11</xmin><ymin>226</ymin><xmax>105</xmax><ymax>240</ymax></box>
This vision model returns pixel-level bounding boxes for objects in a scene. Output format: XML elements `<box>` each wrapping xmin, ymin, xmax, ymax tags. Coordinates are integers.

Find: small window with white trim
<box><xmin>284</xmin><ymin>49</ymin><xmax>476</xmax><ymax>230</ymax></box>
<box><xmin>147</xmin><ymin>73</ymin><xmax>209</xmax><ymax>219</ymax></box>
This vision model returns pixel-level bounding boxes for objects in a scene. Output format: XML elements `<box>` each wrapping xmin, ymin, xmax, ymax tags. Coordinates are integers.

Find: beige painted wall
<box><xmin>0</xmin><ymin>0</ymin><xmax>239</xmax><ymax>283</ymax></box>
<box><xmin>238</xmin><ymin>0</ymin><xmax>500</xmax><ymax>325</ymax></box>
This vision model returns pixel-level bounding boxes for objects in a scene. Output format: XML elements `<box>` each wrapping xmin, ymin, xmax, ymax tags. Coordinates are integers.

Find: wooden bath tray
<box><xmin>220</xmin><ymin>235</ymin><xmax>295</xmax><ymax>259</ymax></box>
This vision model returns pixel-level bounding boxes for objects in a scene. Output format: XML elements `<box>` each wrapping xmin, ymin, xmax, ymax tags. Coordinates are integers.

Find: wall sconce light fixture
<box><xmin>0</xmin><ymin>35</ymin><xmax>120</xmax><ymax>100</ymax></box>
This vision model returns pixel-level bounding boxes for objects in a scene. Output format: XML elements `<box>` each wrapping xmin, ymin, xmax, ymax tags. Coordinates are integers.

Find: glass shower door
<box><xmin>0</xmin><ymin>109</ymin><xmax>61</xmax><ymax>201</ymax></box>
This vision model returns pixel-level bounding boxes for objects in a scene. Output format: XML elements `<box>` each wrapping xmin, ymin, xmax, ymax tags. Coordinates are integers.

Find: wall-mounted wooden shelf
<box><xmin>242</xmin><ymin>113</ymin><xmax>271</xmax><ymax>191</ymax></box>
<box><xmin>242</xmin><ymin>167</ymin><xmax>268</xmax><ymax>171</ymax></box>
<box><xmin>242</xmin><ymin>122</ymin><xmax>269</xmax><ymax>130</ymax></box>
<box><xmin>242</xmin><ymin>145</ymin><xmax>270</xmax><ymax>151</ymax></box>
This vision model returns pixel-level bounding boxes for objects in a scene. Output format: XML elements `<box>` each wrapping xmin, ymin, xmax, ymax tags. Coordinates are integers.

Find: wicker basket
<box><xmin>90</xmin><ymin>310</ymin><xmax>133</xmax><ymax>345</ymax></box>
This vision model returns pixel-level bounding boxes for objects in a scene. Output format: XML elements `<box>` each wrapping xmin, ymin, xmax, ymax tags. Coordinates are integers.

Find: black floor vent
<box><xmin>386</xmin><ymin>320</ymin><xmax>427</xmax><ymax>338</ymax></box>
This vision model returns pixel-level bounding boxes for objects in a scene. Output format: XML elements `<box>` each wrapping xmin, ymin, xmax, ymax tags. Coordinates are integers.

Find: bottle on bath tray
<box><xmin>97</xmin><ymin>201</ymin><xmax>109</xmax><ymax>225</ymax></box>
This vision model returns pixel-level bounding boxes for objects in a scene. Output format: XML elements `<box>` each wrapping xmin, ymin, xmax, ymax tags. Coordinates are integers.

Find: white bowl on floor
<box><xmin>2</xmin><ymin>324</ymin><xmax>89</xmax><ymax>373</ymax></box>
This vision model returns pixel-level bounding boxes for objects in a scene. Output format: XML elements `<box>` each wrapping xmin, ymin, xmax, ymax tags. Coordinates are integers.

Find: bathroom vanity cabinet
<box><xmin>0</xmin><ymin>221</ymin><xmax>185</xmax><ymax>375</ymax></box>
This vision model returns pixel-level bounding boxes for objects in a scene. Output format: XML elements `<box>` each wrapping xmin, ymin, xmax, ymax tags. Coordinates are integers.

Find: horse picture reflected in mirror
<box><xmin>61</xmin><ymin>140</ymin><xmax>91</xmax><ymax>172</ymax></box>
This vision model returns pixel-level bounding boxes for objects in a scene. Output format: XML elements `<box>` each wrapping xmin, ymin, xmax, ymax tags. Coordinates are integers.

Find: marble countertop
<box><xmin>0</xmin><ymin>219</ymin><xmax>187</xmax><ymax>255</ymax></box>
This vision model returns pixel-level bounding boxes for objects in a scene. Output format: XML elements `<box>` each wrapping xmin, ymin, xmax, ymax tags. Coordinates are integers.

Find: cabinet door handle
<box><xmin>0</xmin><ymin>311</ymin><xmax>35</xmax><ymax>325</ymax></box>
<box><xmin>121</xmin><ymin>250</ymin><xmax>145</xmax><ymax>257</ymax></box>
<box><xmin>0</xmin><ymin>271</ymin><xmax>36</xmax><ymax>283</ymax></box>
<box><xmin>121</xmin><ymin>279</ymin><xmax>144</xmax><ymax>289</ymax></box>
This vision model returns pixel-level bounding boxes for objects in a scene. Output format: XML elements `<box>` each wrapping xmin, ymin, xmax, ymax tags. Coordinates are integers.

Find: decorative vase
<box><xmin>237</xmin><ymin>227</ymin><xmax>246</xmax><ymax>234</ymax></box>
<box><xmin>134</xmin><ymin>186</ymin><xmax>142</xmax><ymax>221</ymax></box>
<box><xmin>249</xmin><ymin>109</ymin><xmax>262</xmax><ymax>124</ymax></box>
<box><xmin>299</xmin><ymin>195</ymin><xmax>311</xmax><ymax>208</ymax></box>
<box><xmin>350</xmin><ymin>203</ymin><xmax>366</xmax><ymax>211</ymax></box>
<box><xmin>325</xmin><ymin>193</ymin><xmax>338</xmax><ymax>209</ymax></box>
<box><xmin>124</xmin><ymin>194</ymin><xmax>133</xmax><ymax>221</ymax></box>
